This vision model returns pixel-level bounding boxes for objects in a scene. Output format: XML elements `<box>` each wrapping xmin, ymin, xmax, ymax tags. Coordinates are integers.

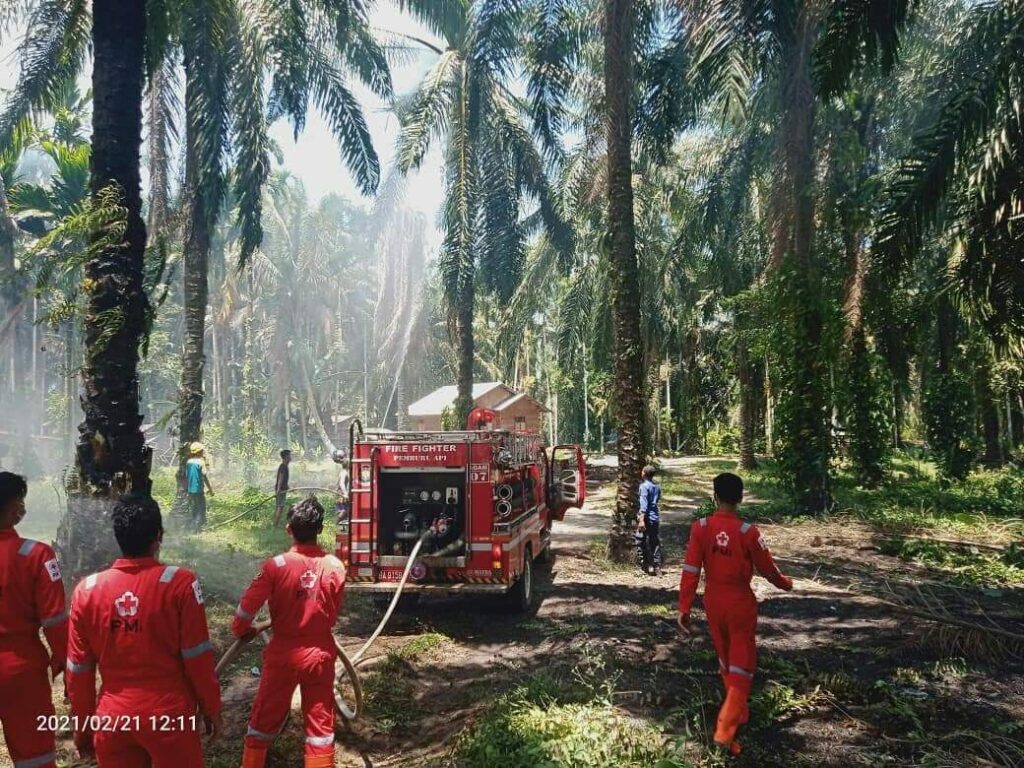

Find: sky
<box><xmin>1</xmin><ymin>1</ymin><xmax>446</xmax><ymax>241</ymax></box>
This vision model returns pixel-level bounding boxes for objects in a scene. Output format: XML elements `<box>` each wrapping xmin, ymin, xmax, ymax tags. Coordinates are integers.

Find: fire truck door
<box><xmin>549</xmin><ymin>445</ymin><xmax>586</xmax><ymax>521</ymax></box>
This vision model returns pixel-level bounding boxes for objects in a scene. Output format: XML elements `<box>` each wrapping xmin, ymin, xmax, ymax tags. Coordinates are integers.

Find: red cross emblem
<box><xmin>299</xmin><ymin>570</ymin><xmax>318</xmax><ymax>590</ymax></box>
<box><xmin>716</xmin><ymin>531</ymin><xmax>730</xmax><ymax>548</ymax></box>
<box><xmin>115</xmin><ymin>591</ymin><xmax>140</xmax><ymax>618</ymax></box>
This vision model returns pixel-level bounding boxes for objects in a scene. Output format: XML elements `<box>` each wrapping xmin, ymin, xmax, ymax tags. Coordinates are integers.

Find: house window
<box><xmin>514</xmin><ymin>417</ymin><xmax>527</xmax><ymax>432</ymax></box>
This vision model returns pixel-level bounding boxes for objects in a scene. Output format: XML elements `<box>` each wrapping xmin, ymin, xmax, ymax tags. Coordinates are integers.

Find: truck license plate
<box><xmin>377</xmin><ymin>567</ymin><xmax>404</xmax><ymax>582</ymax></box>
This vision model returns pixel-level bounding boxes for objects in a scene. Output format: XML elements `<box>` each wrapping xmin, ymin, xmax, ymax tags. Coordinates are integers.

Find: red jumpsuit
<box><xmin>679</xmin><ymin>510</ymin><xmax>791</xmax><ymax>750</ymax></box>
<box><xmin>0</xmin><ymin>530</ymin><xmax>67</xmax><ymax>768</ymax></box>
<box><xmin>66</xmin><ymin>558</ymin><xmax>222</xmax><ymax>767</ymax></box>
<box><xmin>233</xmin><ymin>544</ymin><xmax>346</xmax><ymax>768</ymax></box>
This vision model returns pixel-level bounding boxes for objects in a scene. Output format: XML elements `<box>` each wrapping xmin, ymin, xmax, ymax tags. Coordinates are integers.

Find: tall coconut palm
<box><xmin>393</xmin><ymin>0</ymin><xmax>572</xmax><ymax>428</ymax></box>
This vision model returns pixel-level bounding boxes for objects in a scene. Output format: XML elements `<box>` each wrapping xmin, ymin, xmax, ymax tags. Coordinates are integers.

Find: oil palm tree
<box><xmin>172</xmin><ymin>0</ymin><xmax>391</xmax><ymax>493</ymax></box>
<box><xmin>393</xmin><ymin>0</ymin><xmax>572</xmax><ymax>428</ymax></box>
<box><xmin>675</xmin><ymin>0</ymin><xmax>917</xmax><ymax>512</ymax></box>
<box><xmin>877</xmin><ymin>0</ymin><xmax>1024</xmax><ymax>343</ymax></box>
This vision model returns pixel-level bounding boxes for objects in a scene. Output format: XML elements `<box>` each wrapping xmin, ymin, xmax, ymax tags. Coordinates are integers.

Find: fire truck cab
<box><xmin>336</xmin><ymin>413</ymin><xmax>585</xmax><ymax>611</ymax></box>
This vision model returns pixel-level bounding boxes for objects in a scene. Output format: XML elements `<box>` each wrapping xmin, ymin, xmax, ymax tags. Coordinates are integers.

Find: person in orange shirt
<box><xmin>678</xmin><ymin>472</ymin><xmax>793</xmax><ymax>756</ymax></box>
<box><xmin>234</xmin><ymin>497</ymin><xmax>346</xmax><ymax>768</ymax></box>
<box><xmin>0</xmin><ymin>472</ymin><xmax>67</xmax><ymax>768</ymax></box>
<box><xmin>66</xmin><ymin>495</ymin><xmax>222</xmax><ymax>766</ymax></box>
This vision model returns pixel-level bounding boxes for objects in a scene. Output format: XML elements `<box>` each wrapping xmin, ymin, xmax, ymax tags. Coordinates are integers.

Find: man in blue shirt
<box><xmin>638</xmin><ymin>464</ymin><xmax>662</xmax><ymax>576</ymax></box>
<box><xmin>185</xmin><ymin>442</ymin><xmax>214</xmax><ymax>531</ymax></box>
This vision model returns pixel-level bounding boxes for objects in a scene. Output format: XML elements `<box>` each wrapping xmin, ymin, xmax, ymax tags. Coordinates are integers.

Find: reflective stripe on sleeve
<box><xmin>273</xmin><ymin>554</ymin><xmax>286</xmax><ymax>567</ymax></box>
<box><xmin>740</xmin><ymin>522</ymin><xmax>752</xmax><ymax>534</ymax></box>
<box><xmin>698</xmin><ymin>518</ymin><xmax>707</xmax><ymax>527</ymax></box>
<box><xmin>67</xmin><ymin>659</ymin><xmax>96</xmax><ymax>673</ymax></box>
<box><xmin>728</xmin><ymin>665</ymin><xmax>754</xmax><ymax>678</ymax></box>
<box><xmin>18</xmin><ymin>539</ymin><xmax>38</xmax><ymax>556</ymax></box>
<box><xmin>681</xmin><ymin>564</ymin><xmax>700</xmax><ymax>574</ymax></box>
<box><xmin>181</xmin><ymin>640</ymin><xmax>213</xmax><ymax>659</ymax></box>
<box><xmin>247</xmin><ymin>725</ymin><xmax>277</xmax><ymax>741</ymax></box>
<box><xmin>306</xmin><ymin>735</ymin><xmax>334</xmax><ymax>747</ymax></box>
<box><xmin>84</xmin><ymin>573</ymin><xmax>98</xmax><ymax>589</ymax></box>
<box><xmin>14</xmin><ymin>751</ymin><xmax>56</xmax><ymax>768</ymax></box>
<box><xmin>160</xmin><ymin>565</ymin><xmax>180</xmax><ymax>583</ymax></box>
<box><xmin>40</xmin><ymin>610</ymin><xmax>68</xmax><ymax>628</ymax></box>
<box><xmin>235</xmin><ymin>606</ymin><xmax>254</xmax><ymax>620</ymax></box>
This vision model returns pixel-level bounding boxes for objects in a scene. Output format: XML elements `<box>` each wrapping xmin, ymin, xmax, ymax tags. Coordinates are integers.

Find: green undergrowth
<box><xmin>452</xmin><ymin>671</ymin><xmax>690</xmax><ymax>768</ymax></box>
<box><xmin>361</xmin><ymin>632</ymin><xmax>452</xmax><ymax>733</ymax></box>
<box><xmin>878</xmin><ymin>538</ymin><xmax>1024</xmax><ymax>586</ymax></box>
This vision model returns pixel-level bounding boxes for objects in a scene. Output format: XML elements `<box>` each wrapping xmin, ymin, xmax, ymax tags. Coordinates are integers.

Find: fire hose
<box><xmin>214</xmin><ymin>531</ymin><xmax>430</xmax><ymax>723</ymax></box>
<box><xmin>206</xmin><ymin>486</ymin><xmax>348</xmax><ymax>531</ymax></box>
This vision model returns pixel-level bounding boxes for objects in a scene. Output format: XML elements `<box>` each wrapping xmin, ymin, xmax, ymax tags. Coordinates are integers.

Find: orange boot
<box><xmin>304</xmin><ymin>753</ymin><xmax>334</xmax><ymax>768</ymax></box>
<box><xmin>241</xmin><ymin>744</ymin><xmax>269</xmax><ymax>768</ymax></box>
<box><xmin>713</xmin><ymin>685</ymin><xmax>748</xmax><ymax>755</ymax></box>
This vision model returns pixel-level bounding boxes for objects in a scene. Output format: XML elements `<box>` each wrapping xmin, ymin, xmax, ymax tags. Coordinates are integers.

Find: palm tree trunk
<box><xmin>977</xmin><ymin>367</ymin><xmax>1003</xmax><ymax>467</ymax></box>
<box><xmin>777</xmin><ymin>10</ymin><xmax>831</xmax><ymax>513</ymax></box>
<box><xmin>737</xmin><ymin>337</ymin><xmax>759</xmax><ymax>470</ymax></box>
<box><xmin>177</xmin><ymin>69</ymin><xmax>212</xmax><ymax>497</ymax></box>
<box><xmin>453</xmin><ymin>272</ymin><xmax>475</xmax><ymax>428</ymax></box>
<box><xmin>299</xmin><ymin>354</ymin><xmax>339</xmax><ymax>456</ymax></box>
<box><xmin>0</xmin><ymin>173</ymin><xmax>27</xmax><ymax>414</ymax></box>
<box><xmin>60</xmin><ymin>0</ymin><xmax>150</xmax><ymax>581</ymax></box>
<box><xmin>605</xmin><ymin>0</ymin><xmax>647</xmax><ymax>562</ymax></box>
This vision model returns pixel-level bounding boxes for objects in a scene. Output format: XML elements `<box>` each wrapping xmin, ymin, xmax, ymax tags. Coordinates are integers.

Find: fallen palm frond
<box><xmin>918</xmin><ymin>731</ymin><xmax>1024</xmax><ymax>768</ymax></box>
<box><xmin>775</xmin><ymin>555</ymin><xmax>1024</xmax><ymax>661</ymax></box>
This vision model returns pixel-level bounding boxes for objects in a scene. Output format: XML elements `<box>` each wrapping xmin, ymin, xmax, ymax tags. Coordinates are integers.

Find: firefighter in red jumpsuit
<box><xmin>678</xmin><ymin>472</ymin><xmax>793</xmax><ymax>756</ymax></box>
<box><xmin>66</xmin><ymin>496</ymin><xmax>222</xmax><ymax>766</ymax></box>
<box><xmin>234</xmin><ymin>496</ymin><xmax>346</xmax><ymax>768</ymax></box>
<box><xmin>0</xmin><ymin>472</ymin><xmax>67</xmax><ymax>768</ymax></box>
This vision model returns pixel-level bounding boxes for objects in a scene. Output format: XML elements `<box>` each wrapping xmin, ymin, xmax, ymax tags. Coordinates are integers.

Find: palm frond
<box><xmin>306</xmin><ymin>40</ymin><xmax>381</xmax><ymax>194</ymax></box>
<box><xmin>395</xmin><ymin>49</ymin><xmax>462</xmax><ymax>171</ymax></box>
<box><xmin>396</xmin><ymin>0</ymin><xmax>467</xmax><ymax>46</ymax></box>
<box><xmin>875</xmin><ymin>0</ymin><xmax>1021</xmax><ymax>271</ymax></box>
<box><xmin>229</xmin><ymin>7</ymin><xmax>272</xmax><ymax>265</ymax></box>
<box><xmin>0</xmin><ymin>0</ymin><xmax>90</xmax><ymax>151</ymax></box>
<box><xmin>815</xmin><ymin>0</ymin><xmax>918</xmax><ymax>98</ymax></box>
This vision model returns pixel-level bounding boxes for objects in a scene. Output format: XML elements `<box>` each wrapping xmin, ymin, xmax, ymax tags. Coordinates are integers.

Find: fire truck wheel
<box><xmin>536</xmin><ymin>539</ymin><xmax>555</xmax><ymax>566</ymax></box>
<box><xmin>504</xmin><ymin>546</ymin><xmax>535</xmax><ymax>613</ymax></box>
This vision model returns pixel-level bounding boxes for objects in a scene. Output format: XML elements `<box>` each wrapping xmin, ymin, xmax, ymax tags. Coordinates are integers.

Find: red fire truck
<box><xmin>336</xmin><ymin>411</ymin><xmax>585</xmax><ymax>611</ymax></box>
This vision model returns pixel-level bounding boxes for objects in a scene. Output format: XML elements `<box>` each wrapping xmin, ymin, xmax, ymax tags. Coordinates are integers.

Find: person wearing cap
<box><xmin>185</xmin><ymin>443</ymin><xmax>214</xmax><ymax>531</ymax></box>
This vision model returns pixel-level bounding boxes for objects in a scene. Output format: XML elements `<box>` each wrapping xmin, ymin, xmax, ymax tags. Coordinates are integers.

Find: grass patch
<box><xmin>362</xmin><ymin>652</ymin><xmax>424</xmax><ymax>733</ymax></box>
<box><xmin>453</xmin><ymin>671</ymin><xmax>690</xmax><ymax>768</ymax></box>
<box><xmin>877</xmin><ymin>538</ymin><xmax>1024</xmax><ymax>586</ymax></box>
<box><xmin>640</xmin><ymin>604</ymin><xmax>675</xmax><ymax>617</ymax></box>
<box><xmin>396</xmin><ymin>632</ymin><xmax>450</xmax><ymax>660</ymax></box>
<box><xmin>585</xmin><ymin>539</ymin><xmax>642</xmax><ymax>572</ymax></box>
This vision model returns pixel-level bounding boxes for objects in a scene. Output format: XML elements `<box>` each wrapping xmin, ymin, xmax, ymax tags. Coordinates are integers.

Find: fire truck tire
<box><xmin>536</xmin><ymin>538</ymin><xmax>554</xmax><ymax>566</ymax></box>
<box><xmin>504</xmin><ymin>546</ymin><xmax>535</xmax><ymax>613</ymax></box>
